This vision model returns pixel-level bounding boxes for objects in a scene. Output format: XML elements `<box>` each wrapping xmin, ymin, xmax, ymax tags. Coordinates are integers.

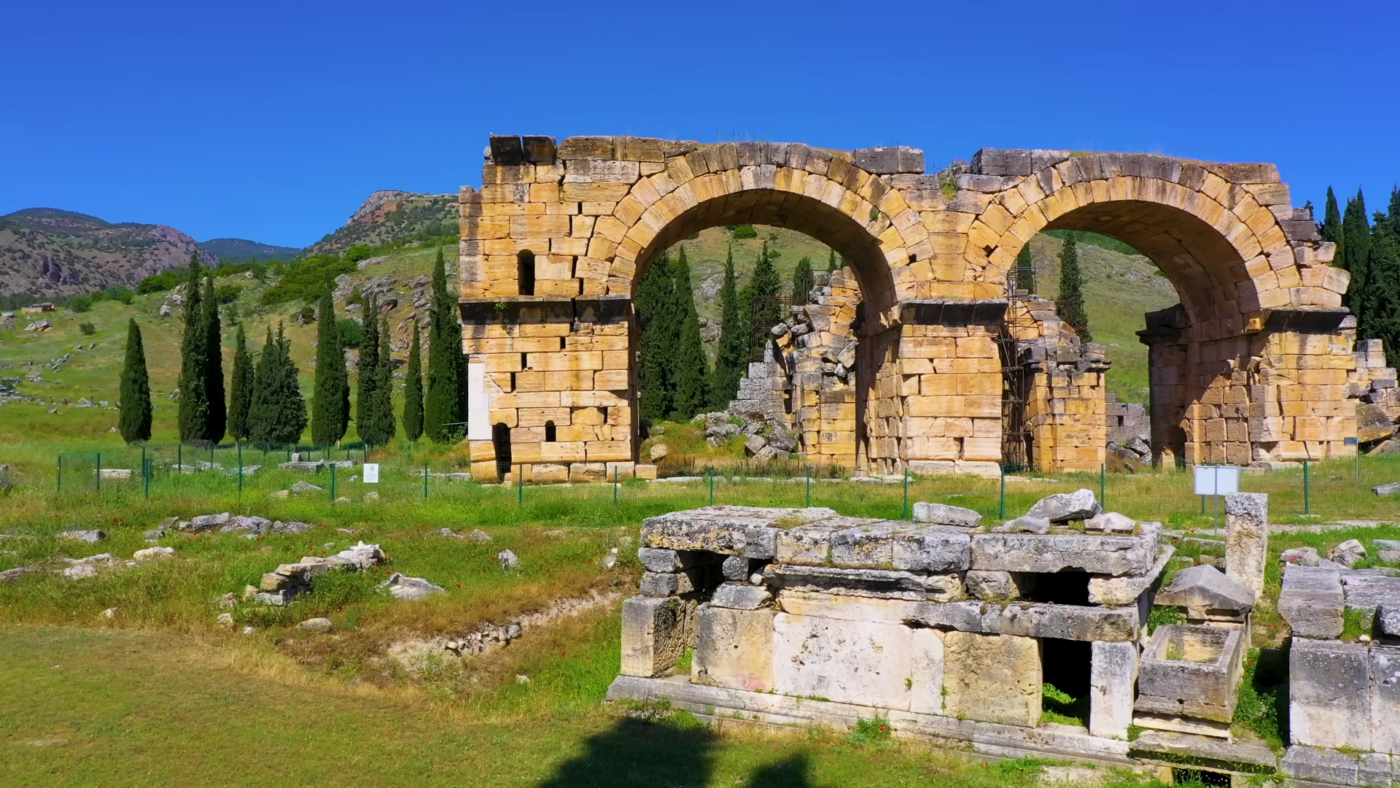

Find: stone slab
<box><xmin>774</xmin><ymin>516</ymin><xmax>879</xmax><ymax>565</ymax></box>
<box><xmin>1089</xmin><ymin>641</ymin><xmax>1138</xmax><ymax>740</ymax></box>
<box><xmin>912</xmin><ymin>502</ymin><xmax>982</xmax><ymax>528</ymax></box>
<box><xmin>829</xmin><ymin>521</ymin><xmax>924</xmax><ymax>568</ymax></box>
<box><xmin>641</xmin><ymin>506</ymin><xmax>838</xmax><ymax>559</ymax></box>
<box><xmin>1279</xmin><ymin>565</ymin><xmax>1345</xmax><ymax>639</ymax></box>
<box><xmin>711</xmin><ymin>582</ymin><xmax>773</xmax><ymax>610</ymax></box>
<box><xmin>970</xmin><ymin>531</ymin><xmax>1156</xmax><ymax>576</ymax></box>
<box><xmin>692</xmin><ymin>604</ymin><xmax>775</xmax><ymax>692</ymax></box>
<box><xmin>1342</xmin><ymin>573</ymin><xmax>1400</xmax><ymax>628</ymax></box>
<box><xmin>892</xmin><ymin>527</ymin><xmax>972</xmax><ymax>573</ymax></box>
<box><xmin>637</xmin><ymin>547</ymin><xmax>723</xmax><ymax>573</ymax></box>
<box><xmin>1290</xmin><ymin>638</ymin><xmax>1372</xmax><ymax>751</ymax></box>
<box><xmin>620</xmin><ymin>595</ymin><xmax>696</xmax><ymax>678</ymax></box>
<box><xmin>766</xmin><ymin>564</ymin><xmax>928</xmax><ymax>600</ymax></box>
<box><xmin>1224</xmin><ymin>492</ymin><xmax>1269</xmax><ymax>598</ymax></box>
<box><xmin>1372</xmin><ymin>645</ymin><xmax>1400</xmax><ymax>755</ymax></box>
<box><xmin>1088</xmin><ymin>545</ymin><xmax>1174</xmax><ymax>606</ymax></box>
<box><xmin>1153</xmin><ymin>563</ymin><xmax>1256</xmax><ymax>619</ymax></box>
<box><xmin>910</xmin><ymin>628</ymin><xmax>945</xmax><ymax>715</ymax></box>
<box><xmin>772</xmin><ymin>613</ymin><xmax>913</xmax><ymax>710</ymax></box>
<box><xmin>776</xmin><ymin>589</ymin><xmax>922</xmax><ymax>624</ymax></box>
<box><xmin>1131</xmin><ymin>730</ymin><xmax>1278</xmax><ymax>771</ymax></box>
<box><xmin>942</xmin><ymin>631</ymin><xmax>1041</xmax><ymax>727</ymax></box>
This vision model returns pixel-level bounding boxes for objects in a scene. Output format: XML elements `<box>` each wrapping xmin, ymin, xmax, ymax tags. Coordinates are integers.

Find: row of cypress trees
<box><xmin>638</xmin><ymin>241</ymin><xmax>831</xmax><ymax>423</ymax></box>
<box><xmin>118</xmin><ymin>248</ymin><xmax>463</xmax><ymax>446</ymax></box>
<box><xmin>1321</xmin><ymin>187</ymin><xmax>1400</xmax><ymax>366</ymax></box>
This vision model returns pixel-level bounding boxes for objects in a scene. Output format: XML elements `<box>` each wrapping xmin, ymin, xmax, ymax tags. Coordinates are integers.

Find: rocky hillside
<box><xmin>300</xmin><ymin>191</ymin><xmax>458</xmax><ymax>258</ymax></box>
<box><xmin>197</xmin><ymin>238</ymin><xmax>301</xmax><ymax>264</ymax></box>
<box><xmin>0</xmin><ymin>208</ymin><xmax>219</xmax><ymax>298</ymax></box>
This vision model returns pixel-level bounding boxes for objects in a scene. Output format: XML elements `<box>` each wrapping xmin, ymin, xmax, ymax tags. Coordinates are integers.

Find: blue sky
<box><xmin>1</xmin><ymin>0</ymin><xmax>1395</xmax><ymax>249</ymax></box>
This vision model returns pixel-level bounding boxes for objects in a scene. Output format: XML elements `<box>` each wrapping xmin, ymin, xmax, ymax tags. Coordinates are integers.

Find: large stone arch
<box><xmin>458</xmin><ymin>137</ymin><xmax>1372</xmax><ymax>481</ymax></box>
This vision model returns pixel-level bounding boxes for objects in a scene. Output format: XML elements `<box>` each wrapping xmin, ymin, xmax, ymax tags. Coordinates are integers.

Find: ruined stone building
<box><xmin>459</xmin><ymin>135</ymin><xmax>1396</xmax><ymax>481</ymax></box>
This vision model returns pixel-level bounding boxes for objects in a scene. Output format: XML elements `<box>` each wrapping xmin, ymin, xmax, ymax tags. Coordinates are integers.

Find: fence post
<box><xmin>613</xmin><ymin>466</ymin><xmax>619</xmax><ymax>504</ymax></box>
<box><xmin>57</xmin><ymin>455</ymin><xmax>62</xmax><ymax>494</ymax></box>
<box><xmin>708</xmin><ymin>468</ymin><xmax>715</xmax><ymax>506</ymax></box>
<box><xmin>1356</xmin><ymin>444</ymin><xmax>1361</xmax><ymax>485</ymax></box>
<box><xmin>999</xmin><ymin>462</ymin><xmax>1006</xmax><ymax>521</ymax></box>
<box><xmin>1100</xmin><ymin>463</ymin><xmax>1106</xmax><ymax>509</ymax></box>
<box><xmin>902</xmin><ymin>468</ymin><xmax>910</xmax><ymax>519</ymax></box>
<box><xmin>237</xmin><ymin>441</ymin><xmax>243</xmax><ymax>495</ymax></box>
<box><xmin>177</xmin><ymin>443</ymin><xmax>182</xmax><ymax>472</ymax></box>
<box><xmin>96</xmin><ymin>453</ymin><xmax>102</xmax><ymax>493</ymax></box>
<box><xmin>517</xmin><ymin>465</ymin><xmax>524</xmax><ymax>507</ymax></box>
<box><xmin>144</xmin><ymin>457</ymin><xmax>150</xmax><ymax>500</ymax></box>
<box><xmin>330</xmin><ymin>463</ymin><xmax>337</xmax><ymax>503</ymax></box>
<box><xmin>423</xmin><ymin>463</ymin><xmax>429</xmax><ymax>500</ymax></box>
<box><xmin>806</xmin><ymin>466</ymin><xmax>812</xmax><ymax>508</ymax></box>
<box><xmin>1303</xmin><ymin>459</ymin><xmax>1311</xmax><ymax>516</ymax></box>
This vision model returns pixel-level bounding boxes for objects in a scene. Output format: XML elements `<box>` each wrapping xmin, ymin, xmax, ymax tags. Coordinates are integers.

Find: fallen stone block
<box><xmin>1153</xmin><ymin>564</ymin><xmax>1255</xmax><ymax>620</ymax></box>
<box><xmin>692</xmin><ymin>604</ymin><xmax>775</xmax><ymax>691</ymax></box>
<box><xmin>911</xmin><ymin>502</ymin><xmax>981</xmax><ymax>528</ymax></box>
<box><xmin>132</xmin><ymin>546</ymin><xmax>173</xmax><ymax>561</ymax></box>
<box><xmin>710</xmin><ymin>583</ymin><xmax>773</xmax><ymax>610</ymax></box>
<box><xmin>1025</xmin><ymin>488</ymin><xmax>1100</xmax><ymax>522</ymax></box>
<box><xmin>1373</xmin><ymin>481</ymin><xmax>1400</xmax><ymax>496</ymax></box>
<box><xmin>381</xmin><ymin>573</ymin><xmax>446</xmax><ymax>601</ymax></box>
<box><xmin>1281</xmin><ymin>546</ymin><xmax>1321</xmax><ymax>567</ymax></box>
<box><xmin>188</xmin><ymin>513</ymin><xmax>230</xmax><ymax>533</ymax></box>
<box><xmin>620</xmin><ymin>595</ymin><xmax>696</xmax><ymax>678</ymax></box>
<box><xmin>992</xmin><ymin>516</ymin><xmax>1049</xmax><ymax>534</ymax></box>
<box><xmin>1280</xmin><ymin>564</ymin><xmax>1345</xmax><ymax>639</ymax></box>
<box><xmin>300</xmin><ymin>617</ymin><xmax>333</xmax><ymax>633</ymax></box>
<box><xmin>1085</xmin><ymin>512</ymin><xmax>1136</xmax><ymax>533</ymax></box>
<box><xmin>1290</xmin><ymin>637</ymin><xmax>1372</xmax><ymax>751</ymax></box>
<box><xmin>1342</xmin><ymin>572</ymin><xmax>1400</xmax><ymax>631</ymax></box>
<box><xmin>1088</xmin><ymin>545</ymin><xmax>1175</xmax><ymax>606</ymax></box>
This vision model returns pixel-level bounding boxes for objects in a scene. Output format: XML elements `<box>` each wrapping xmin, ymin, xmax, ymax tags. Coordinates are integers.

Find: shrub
<box><xmin>214</xmin><ymin>284</ymin><xmax>241</xmax><ymax>305</ymax></box>
<box><xmin>137</xmin><ymin>270</ymin><xmax>182</xmax><ymax>294</ymax></box>
<box><xmin>69</xmin><ymin>295</ymin><xmax>92</xmax><ymax>313</ymax></box>
<box><xmin>260</xmin><ymin>255</ymin><xmax>356</xmax><ymax>306</ymax></box>
<box><xmin>344</xmin><ymin>245</ymin><xmax>374</xmax><ymax>263</ymax></box>
<box><xmin>102</xmin><ymin>285</ymin><xmax>134</xmax><ymax>304</ymax></box>
<box><xmin>337</xmin><ymin>317</ymin><xmax>364</xmax><ymax>348</ymax></box>
<box><xmin>79</xmin><ymin>321</ymin><xmax>96</xmax><ymax>335</ymax></box>
<box><xmin>731</xmin><ymin>224</ymin><xmax>757</xmax><ymax>239</ymax></box>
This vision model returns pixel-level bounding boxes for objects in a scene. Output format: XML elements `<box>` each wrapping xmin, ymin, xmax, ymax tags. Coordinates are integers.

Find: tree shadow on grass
<box><xmin>535</xmin><ymin>715</ymin><xmax>816</xmax><ymax>788</ymax></box>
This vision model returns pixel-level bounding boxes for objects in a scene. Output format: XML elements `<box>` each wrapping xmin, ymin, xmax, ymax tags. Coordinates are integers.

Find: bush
<box><xmin>101</xmin><ymin>285</ymin><xmax>134</xmax><ymax>304</ymax></box>
<box><xmin>214</xmin><ymin>284</ymin><xmax>241</xmax><ymax>305</ymax></box>
<box><xmin>79</xmin><ymin>322</ymin><xmax>96</xmax><ymax>336</ymax></box>
<box><xmin>338</xmin><ymin>317</ymin><xmax>364</xmax><ymax>349</ymax></box>
<box><xmin>69</xmin><ymin>295</ymin><xmax>92</xmax><ymax>313</ymax></box>
<box><xmin>137</xmin><ymin>270</ymin><xmax>182</xmax><ymax>294</ymax></box>
<box><xmin>731</xmin><ymin>224</ymin><xmax>757</xmax><ymax>239</ymax></box>
<box><xmin>259</xmin><ymin>255</ymin><xmax>356</xmax><ymax>306</ymax></box>
<box><xmin>344</xmin><ymin>245</ymin><xmax>374</xmax><ymax>263</ymax></box>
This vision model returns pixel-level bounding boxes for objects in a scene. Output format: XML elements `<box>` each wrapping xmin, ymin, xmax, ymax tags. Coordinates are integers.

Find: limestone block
<box><xmin>1135</xmin><ymin>625</ymin><xmax>1243</xmax><ymax>725</ymax></box>
<box><xmin>912</xmin><ymin>501</ymin><xmax>982</xmax><ymax>528</ymax></box>
<box><xmin>640</xmin><ymin>569</ymin><xmax>704</xmax><ymax>597</ymax></box>
<box><xmin>829</xmin><ymin>521</ymin><xmax>925</xmax><ymax>568</ymax></box>
<box><xmin>766</xmin><ymin>564</ymin><xmax>928</xmax><ymax>600</ymax></box>
<box><xmin>891</xmin><ymin>526</ymin><xmax>972</xmax><ymax>573</ymax></box>
<box><xmin>776</xmin><ymin>589</ymin><xmax>922</xmax><ymax>624</ymax></box>
<box><xmin>1373</xmin><ymin>645</ymin><xmax>1400</xmax><ymax>755</ymax></box>
<box><xmin>637</xmin><ymin>548</ymin><xmax>722</xmax><ymax>574</ymax></box>
<box><xmin>909</xmin><ymin>628</ymin><xmax>946</xmax><ymax>715</ymax></box>
<box><xmin>1085</xmin><ymin>512</ymin><xmax>1136</xmax><ymax>534</ymax></box>
<box><xmin>635</xmin><ymin>464</ymin><xmax>657</xmax><ymax>481</ymax></box>
<box><xmin>965</xmin><ymin>570</ymin><xmax>1017</xmax><ymax>601</ymax></box>
<box><xmin>710</xmin><ymin>583</ymin><xmax>773</xmax><ymax>610</ymax></box>
<box><xmin>1279</xmin><ymin>564</ymin><xmax>1344</xmax><ymax>639</ymax></box>
<box><xmin>1224</xmin><ymin>492</ymin><xmax>1268</xmax><ymax>598</ymax></box>
<box><xmin>1088</xmin><ymin>545</ymin><xmax>1175</xmax><ymax>606</ymax></box>
<box><xmin>1280</xmin><ymin>746</ymin><xmax>1391</xmax><ymax>787</ymax></box>
<box><xmin>533</xmin><ymin>463</ymin><xmax>569</xmax><ymax>484</ymax></box>
<box><xmin>970</xmin><ymin>532</ymin><xmax>1156</xmax><ymax>576</ymax></box>
<box><xmin>1090</xmin><ymin>641</ymin><xmax>1138</xmax><ymax>740</ymax></box>
<box><xmin>775</xmin><ymin>516</ymin><xmax>882</xmax><ymax>566</ymax></box>
<box><xmin>1290</xmin><ymin>638</ymin><xmax>1371</xmax><ymax>750</ymax></box>
<box><xmin>1153</xmin><ymin>564</ymin><xmax>1256</xmax><ymax>620</ymax></box>
<box><xmin>1025</xmin><ymin>488</ymin><xmax>1102</xmax><ymax>522</ymax></box>
<box><xmin>913</xmin><ymin>600</ymin><xmax>1137</xmax><ymax>642</ymax></box>
<box><xmin>942</xmin><ymin>632</ymin><xmax>1041</xmax><ymax>727</ymax></box>
<box><xmin>642</xmin><ymin>507</ymin><xmax>837</xmax><ymax>558</ymax></box>
<box><xmin>692</xmin><ymin>604</ymin><xmax>775</xmax><ymax>692</ymax></box>
<box><xmin>721</xmin><ymin>556</ymin><xmax>752</xmax><ymax>582</ymax></box>
<box><xmin>620</xmin><ymin>595</ymin><xmax>696</xmax><ymax>678</ymax></box>
<box><xmin>772</xmin><ymin>613</ymin><xmax>913</xmax><ymax>710</ymax></box>
<box><xmin>569</xmin><ymin>462</ymin><xmax>607</xmax><ymax>483</ymax></box>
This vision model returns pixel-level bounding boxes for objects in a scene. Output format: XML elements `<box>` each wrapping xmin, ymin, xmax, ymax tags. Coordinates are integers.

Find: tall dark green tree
<box><xmin>669</xmin><ymin>246</ymin><xmax>708</xmax><ymax>419</ymax></box>
<box><xmin>425</xmin><ymin>247</ymin><xmax>464</xmax><ymax>443</ymax></box>
<box><xmin>742</xmin><ymin>240</ymin><xmax>783</xmax><ymax>360</ymax></box>
<box><xmin>201</xmin><ymin>275</ymin><xmax>226</xmax><ymax>444</ymax></box>
<box><xmin>118</xmin><ymin>318</ymin><xmax>152</xmax><ymax>444</ymax></box>
<box><xmin>1014</xmin><ymin>243</ymin><xmax>1036</xmax><ymax>294</ymax></box>
<box><xmin>1342</xmin><ymin>190</ymin><xmax>1372</xmax><ymax>329</ymax></box>
<box><xmin>311</xmin><ymin>283</ymin><xmax>349</xmax><ymax>447</ymax></box>
<box><xmin>402</xmin><ymin>319</ymin><xmax>424</xmax><ymax>442</ymax></box>
<box><xmin>249</xmin><ymin>324</ymin><xmax>307</xmax><ymax>446</ymax></box>
<box><xmin>227</xmin><ymin>323</ymin><xmax>253</xmax><ymax>442</ymax></box>
<box><xmin>709</xmin><ymin>244</ymin><xmax>748</xmax><ymax>410</ymax></box>
<box><xmin>357</xmin><ymin>295</ymin><xmax>386</xmax><ymax>445</ymax></box>
<box><xmin>791</xmin><ymin>256</ymin><xmax>813</xmax><ymax>301</ymax></box>
<box><xmin>827</xmin><ymin>248</ymin><xmax>840</xmax><ymax>272</ymax></box>
<box><xmin>1320</xmin><ymin>186</ymin><xmax>1343</xmax><ymax>248</ymax></box>
<box><xmin>370</xmin><ymin>315</ymin><xmax>396</xmax><ymax>443</ymax></box>
<box><xmin>636</xmin><ymin>251</ymin><xmax>677</xmax><ymax>421</ymax></box>
<box><xmin>1056</xmin><ymin>233</ymin><xmax>1092</xmax><ymax>342</ymax></box>
<box><xmin>176</xmin><ymin>253</ymin><xmax>208</xmax><ymax>443</ymax></box>
<box><xmin>1369</xmin><ymin>188</ymin><xmax>1400</xmax><ymax>367</ymax></box>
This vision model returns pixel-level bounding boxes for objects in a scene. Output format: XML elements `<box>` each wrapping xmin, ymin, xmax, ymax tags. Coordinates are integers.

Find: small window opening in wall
<box><xmin>520</xmin><ymin>353</ymin><xmax>528</xmax><ymax>371</ymax></box>
<box><xmin>601</xmin><ymin>406</ymin><xmax>609</xmax><ymax>424</ymax></box>
<box><xmin>510</xmin><ymin>372</ymin><xmax>516</xmax><ymax>391</ymax></box>
<box><xmin>545</xmin><ymin>421</ymin><xmax>556</xmax><ymax>442</ymax></box>
<box><xmin>517</xmin><ymin>250</ymin><xmax>536</xmax><ymax>296</ymax></box>
<box><xmin>559</xmin><ymin>337</ymin><xmax>566</xmax><ymax>350</ymax></box>
<box><xmin>1171</xmin><ymin>768</ymin><xmax>1230</xmax><ymax>787</ymax></box>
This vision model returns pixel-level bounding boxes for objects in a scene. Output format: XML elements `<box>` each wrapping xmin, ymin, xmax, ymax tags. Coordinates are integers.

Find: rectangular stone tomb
<box><xmin>1134</xmin><ymin>624</ymin><xmax>1243</xmax><ymax>737</ymax></box>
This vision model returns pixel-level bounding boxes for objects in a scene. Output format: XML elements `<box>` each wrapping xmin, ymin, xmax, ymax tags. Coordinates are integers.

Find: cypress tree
<box><xmin>1342</xmin><ymin>190</ymin><xmax>1372</xmax><ymax>330</ymax></box>
<box><xmin>249</xmin><ymin>325</ymin><xmax>307</xmax><ymax>446</ymax></box>
<box><xmin>227</xmin><ymin>323</ymin><xmax>253</xmax><ymax>441</ymax></box>
<box><xmin>201</xmin><ymin>274</ymin><xmax>226</xmax><ymax>444</ymax></box>
<box><xmin>636</xmin><ymin>251</ymin><xmax>676</xmax><ymax>421</ymax></box>
<box><xmin>743</xmin><ymin>240</ymin><xmax>783</xmax><ymax>360</ymax></box>
<box><xmin>176</xmin><ymin>253</ymin><xmax>208</xmax><ymax>443</ymax></box>
<box><xmin>1321</xmin><ymin>186</ymin><xmax>1343</xmax><ymax>247</ymax></box>
<box><xmin>371</xmin><ymin>315</ymin><xmax>396</xmax><ymax>443</ymax></box>
<box><xmin>357</xmin><ymin>295</ymin><xmax>384</xmax><ymax>445</ymax></box>
<box><xmin>791</xmin><ymin>256</ymin><xmax>813</xmax><ymax>301</ymax></box>
<box><xmin>827</xmin><ymin>248</ymin><xmax>839</xmax><ymax>272</ymax></box>
<box><xmin>118</xmin><ymin>318</ymin><xmax>152</xmax><ymax>444</ymax></box>
<box><xmin>1370</xmin><ymin>187</ymin><xmax>1400</xmax><ymax>367</ymax></box>
<box><xmin>403</xmin><ymin>319</ymin><xmax>424</xmax><ymax>442</ymax></box>
<box><xmin>709</xmin><ymin>244</ymin><xmax>748</xmax><ymax>410</ymax></box>
<box><xmin>1015</xmin><ymin>243</ymin><xmax>1036</xmax><ymax>295</ymax></box>
<box><xmin>311</xmin><ymin>283</ymin><xmax>349</xmax><ymax>447</ymax></box>
<box><xmin>1056</xmin><ymin>232</ymin><xmax>1092</xmax><ymax>342</ymax></box>
<box><xmin>670</xmin><ymin>246</ymin><xmax>709</xmax><ymax>419</ymax></box>
<box><xmin>425</xmin><ymin>247</ymin><xmax>464</xmax><ymax>443</ymax></box>
<box><xmin>273</xmin><ymin>325</ymin><xmax>308</xmax><ymax>445</ymax></box>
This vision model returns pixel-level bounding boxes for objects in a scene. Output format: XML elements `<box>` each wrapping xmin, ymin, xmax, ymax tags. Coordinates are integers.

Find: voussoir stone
<box><xmin>1025</xmin><ymin>489</ymin><xmax>1101</xmax><ymax>522</ymax></box>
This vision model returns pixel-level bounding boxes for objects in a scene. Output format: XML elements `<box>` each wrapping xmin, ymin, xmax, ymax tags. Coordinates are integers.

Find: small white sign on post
<box><xmin>1193</xmin><ymin>466</ymin><xmax>1240</xmax><ymax>496</ymax></box>
<box><xmin>363</xmin><ymin>463</ymin><xmax>380</xmax><ymax>484</ymax></box>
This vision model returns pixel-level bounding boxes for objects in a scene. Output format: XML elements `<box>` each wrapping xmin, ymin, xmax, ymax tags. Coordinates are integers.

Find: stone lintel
<box><xmin>1260</xmin><ymin>306</ymin><xmax>1351</xmax><ymax>334</ymax></box>
<box><xmin>898</xmin><ymin>299</ymin><xmax>1008</xmax><ymax>327</ymax></box>
<box><xmin>459</xmin><ymin>296</ymin><xmax>630</xmax><ymax>325</ymax></box>
<box><xmin>914</xmin><ymin>600</ymin><xmax>1138</xmax><ymax>642</ymax></box>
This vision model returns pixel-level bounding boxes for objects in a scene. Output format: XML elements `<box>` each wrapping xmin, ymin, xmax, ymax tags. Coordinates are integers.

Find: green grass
<box><xmin>1231</xmin><ymin>648</ymin><xmax>1288</xmax><ymax>750</ymax></box>
<box><xmin>1040</xmin><ymin>683</ymin><xmax>1090</xmax><ymax>728</ymax></box>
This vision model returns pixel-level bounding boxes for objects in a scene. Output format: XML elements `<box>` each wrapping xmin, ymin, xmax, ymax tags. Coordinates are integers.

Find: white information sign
<box><xmin>1193</xmin><ymin>466</ymin><xmax>1240</xmax><ymax>496</ymax></box>
<box><xmin>362</xmin><ymin>463</ymin><xmax>380</xmax><ymax>484</ymax></box>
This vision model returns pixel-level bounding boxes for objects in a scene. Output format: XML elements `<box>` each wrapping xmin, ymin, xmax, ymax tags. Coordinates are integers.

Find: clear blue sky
<box><xmin>2</xmin><ymin>0</ymin><xmax>1395</xmax><ymax>249</ymax></box>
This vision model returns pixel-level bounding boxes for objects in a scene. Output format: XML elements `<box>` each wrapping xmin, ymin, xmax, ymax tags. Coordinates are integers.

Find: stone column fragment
<box><xmin>1224</xmin><ymin>492</ymin><xmax>1268</xmax><ymax>598</ymax></box>
<box><xmin>1089</xmin><ymin>641</ymin><xmax>1137</xmax><ymax>739</ymax></box>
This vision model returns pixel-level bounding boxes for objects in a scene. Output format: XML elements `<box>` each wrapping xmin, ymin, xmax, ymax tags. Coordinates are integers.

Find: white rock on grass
<box><xmin>1025</xmin><ymin>489</ymin><xmax>1101</xmax><ymax>522</ymax></box>
<box><xmin>300</xmin><ymin>617</ymin><xmax>333</xmax><ymax>633</ymax></box>
<box><xmin>380</xmin><ymin>573</ymin><xmax>446</xmax><ymax>601</ymax></box>
<box><xmin>57</xmin><ymin>529</ymin><xmax>106</xmax><ymax>543</ymax></box>
<box><xmin>290</xmin><ymin>481</ymin><xmax>322</xmax><ymax>493</ymax></box>
<box><xmin>133</xmin><ymin>546</ymin><xmax>175</xmax><ymax>561</ymax></box>
<box><xmin>497</xmin><ymin>549</ymin><xmax>520</xmax><ymax>571</ymax></box>
<box><xmin>1330</xmin><ymin>539</ymin><xmax>1367</xmax><ymax>568</ymax></box>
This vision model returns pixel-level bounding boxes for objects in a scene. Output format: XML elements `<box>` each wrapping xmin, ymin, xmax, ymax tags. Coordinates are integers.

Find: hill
<box><xmin>0</xmin><ymin>208</ymin><xmax>219</xmax><ymax>299</ymax></box>
<box><xmin>198</xmin><ymin>238</ymin><xmax>301</xmax><ymax>264</ymax></box>
<box><xmin>300</xmin><ymin>191</ymin><xmax>458</xmax><ymax>258</ymax></box>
